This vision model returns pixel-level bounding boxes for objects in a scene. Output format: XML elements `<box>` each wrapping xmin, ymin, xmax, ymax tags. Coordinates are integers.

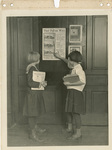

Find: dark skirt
<box><xmin>23</xmin><ymin>89</ymin><xmax>46</xmax><ymax>117</ymax></box>
<box><xmin>65</xmin><ymin>89</ymin><xmax>85</xmax><ymax>114</ymax></box>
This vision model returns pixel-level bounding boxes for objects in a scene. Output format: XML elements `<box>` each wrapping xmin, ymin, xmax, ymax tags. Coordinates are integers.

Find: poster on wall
<box><xmin>42</xmin><ymin>28</ymin><xmax>66</xmax><ymax>60</ymax></box>
<box><xmin>69</xmin><ymin>25</ymin><xmax>82</xmax><ymax>43</ymax></box>
<box><xmin>68</xmin><ymin>45</ymin><xmax>82</xmax><ymax>54</ymax></box>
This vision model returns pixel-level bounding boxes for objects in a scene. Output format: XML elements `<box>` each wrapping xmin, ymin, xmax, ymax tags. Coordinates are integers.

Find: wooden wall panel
<box><xmin>87</xmin><ymin>16</ymin><xmax>92</xmax><ymax>70</ymax></box>
<box><xmin>43</xmin><ymin>90</ymin><xmax>56</xmax><ymax>112</ymax></box>
<box><xmin>17</xmin><ymin>91</ymin><xmax>28</xmax><ymax>124</ymax></box>
<box><xmin>18</xmin><ymin>91</ymin><xmax>26</xmax><ymax>113</ymax></box>
<box><xmin>17</xmin><ymin>18</ymin><xmax>33</xmax><ymax>124</ymax></box>
<box><xmin>43</xmin><ymin>87</ymin><xmax>62</xmax><ymax>113</ymax></box>
<box><xmin>18</xmin><ymin>18</ymin><xmax>33</xmax><ymax>70</ymax></box>
<box><xmin>32</xmin><ymin>18</ymin><xmax>39</xmax><ymax>52</ymax></box>
<box><xmin>93</xmin><ymin>16</ymin><xmax>107</xmax><ymax>69</ymax></box>
<box><xmin>85</xmin><ymin>15</ymin><xmax>108</xmax><ymax>125</ymax></box>
<box><xmin>7</xmin><ymin>18</ymin><xmax>11</xmax><ymax>113</ymax></box>
<box><xmin>77</xmin><ymin>16</ymin><xmax>87</xmax><ymax>69</ymax></box>
<box><xmin>11</xmin><ymin>18</ymin><xmax>19</xmax><ymax>123</ymax></box>
<box><xmin>55</xmin><ymin>89</ymin><xmax>63</xmax><ymax>113</ymax></box>
<box><xmin>18</xmin><ymin>76</ymin><xmax>27</xmax><ymax>87</ymax></box>
<box><xmin>7</xmin><ymin>18</ymin><xmax>13</xmax><ymax>127</ymax></box>
<box><xmin>92</xmin><ymin>92</ymin><xmax>108</xmax><ymax>113</ymax></box>
<box><xmin>87</xmin><ymin>75</ymin><xmax>108</xmax><ymax>86</ymax></box>
<box><xmin>81</xmin><ymin>113</ymin><xmax>108</xmax><ymax>125</ymax></box>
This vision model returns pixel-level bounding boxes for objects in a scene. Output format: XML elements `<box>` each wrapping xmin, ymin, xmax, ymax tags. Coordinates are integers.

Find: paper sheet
<box><xmin>32</xmin><ymin>71</ymin><xmax>46</xmax><ymax>90</ymax></box>
<box><xmin>32</xmin><ymin>71</ymin><xmax>46</xmax><ymax>82</ymax></box>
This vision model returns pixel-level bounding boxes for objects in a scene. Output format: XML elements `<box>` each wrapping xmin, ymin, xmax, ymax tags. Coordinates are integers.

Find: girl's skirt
<box><xmin>65</xmin><ymin>89</ymin><xmax>85</xmax><ymax>114</ymax></box>
<box><xmin>23</xmin><ymin>89</ymin><xmax>46</xmax><ymax>117</ymax></box>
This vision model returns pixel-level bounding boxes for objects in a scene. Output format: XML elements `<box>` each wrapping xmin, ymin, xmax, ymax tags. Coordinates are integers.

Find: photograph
<box><xmin>69</xmin><ymin>25</ymin><xmax>82</xmax><ymax>43</ymax></box>
<box><xmin>1</xmin><ymin>10</ymin><xmax>111</xmax><ymax>150</ymax></box>
<box><xmin>68</xmin><ymin>45</ymin><xmax>82</xmax><ymax>54</ymax></box>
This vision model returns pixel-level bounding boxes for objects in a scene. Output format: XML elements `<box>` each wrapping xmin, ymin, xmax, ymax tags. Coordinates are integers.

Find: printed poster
<box><xmin>42</xmin><ymin>28</ymin><xmax>66</xmax><ymax>60</ymax></box>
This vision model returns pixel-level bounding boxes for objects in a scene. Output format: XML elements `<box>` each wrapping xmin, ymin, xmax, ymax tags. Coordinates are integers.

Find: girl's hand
<box><xmin>41</xmin><ymin>81</ymin><xmax>47</xmax><ymax>87</ymax></box>
<box><xmin>54</xmin><ymin>52</ymin><xmax>61</xmax><ymax>59</ymax></box>
<box><xmin>54</xmin><ymin>52</ymin><xmax>68</xmax><ymax>64</ymax></box>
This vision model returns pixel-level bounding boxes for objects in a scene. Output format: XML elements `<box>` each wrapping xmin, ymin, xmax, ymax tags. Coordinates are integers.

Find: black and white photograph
<box><xmin>68</xmin><ymin>45</ymin><xmax>82</xmax><ymax>54</ymax></box>
<box><xmin>1</xmin><ymin>9</ymin><xmax>112</xmax><ymax>150</ymax></box>
<box><xmin>69</xmin><ymin>25</ymin><xmax>82</xmax><ymax>43</ymax></box>
<box><xmin>6</xmin><ymin>15</ymin><xmax>108</xmax><ymax>146</ymax></box>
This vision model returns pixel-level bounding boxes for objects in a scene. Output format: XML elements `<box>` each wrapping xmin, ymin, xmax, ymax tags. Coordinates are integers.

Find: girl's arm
<box><xmin>27</xmin><ymin>67</ymin><xmax>40</xmax><ymax>88</ymax></box>
<box><xmin>54</xmin><ymin>52</ymin><xmax>68</xmax><ymax>64</ymax></box>
<box><xmin>64</xmin><ymin>81</ymin><xmax>84</xmax><ymax>86</ymax></box>
<box><xmin>75</xmin><ymin>67</ymin><xmax>86</xmax><ymax>85</ymax></box>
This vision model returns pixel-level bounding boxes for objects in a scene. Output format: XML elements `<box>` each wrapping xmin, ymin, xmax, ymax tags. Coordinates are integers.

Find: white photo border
<box><xmin>1</xmin><ymin>9</ymin><xmax>112</xmax><ymax>150</ymax></box>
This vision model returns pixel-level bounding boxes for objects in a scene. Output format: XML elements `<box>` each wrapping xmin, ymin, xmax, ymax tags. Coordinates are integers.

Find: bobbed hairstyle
<box><xmin>27</xmin><ymin>51</ymin><xmax>40</xmax><ymax>64</ymax></box>
<box><xmin>68</xmin><ymin>51</ymin><xmax>82</xmax><ymax>63</ymax></box>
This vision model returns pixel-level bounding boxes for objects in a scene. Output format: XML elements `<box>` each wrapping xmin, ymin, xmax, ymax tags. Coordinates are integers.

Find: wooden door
<box><xmin>81</xmin><ymin>16</ymin><xmax>108</xmax><ymax>125</ymax></box>
<box><xmin>7</xmin><ymin>17</ymin><xmax>34</xmax><ymax>125</ymax></box>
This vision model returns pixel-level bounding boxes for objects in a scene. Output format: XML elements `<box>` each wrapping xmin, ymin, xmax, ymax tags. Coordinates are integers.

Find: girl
<box><xmin>54</xmin><ymin>51</ymin><xmax>86</xmax><ymax>140</ymax></box>
<box><xmin>23</xmin><ymin>51</ymin><xmax>47</xmax><ymax>142</ymax></box>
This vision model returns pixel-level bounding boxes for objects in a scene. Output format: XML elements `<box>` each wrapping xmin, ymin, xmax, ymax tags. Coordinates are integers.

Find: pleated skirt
<box><xmin>23</xmin><ymin>89</ymin><xmax>46</xmax><ymax>117</ymax></box>
<box><xmin>65</xmin><ymin>89</ymin><xmax>85</xmax><ymax>114</ymax></box>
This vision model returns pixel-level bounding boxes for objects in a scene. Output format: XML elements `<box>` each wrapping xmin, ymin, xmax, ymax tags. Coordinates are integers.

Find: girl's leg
<box><xmin>66</xmin><ymin>112</ymin><xmax>73</xmax><ymax>132</ymax></box>
<box><xmin>28</xmin><ymin>117</ymin><xmax>43</xmax><ymax>142</ymax></box>
<box><xmin>68</xmin><ymin>113</ymin><xmax>82</xmax><ymax>140</ymax></box>
<box><xmin>73</xmin><ymin>113</ymin><xmax>81</xmax><ymax>129</ymax></box>
<box><xmin>73</xmin><ymin>113</ymin><xmax>82</xmax><ymax>137</ymax></box>
<box><xmin>28</xmin><ymin>117</ymin><xmax>37</xmax><ymax>130</ymax></box>
<box><xmin>35</xmin><ymin>124</ymin><xmax>46</xmax><ymax>133</ymax></box>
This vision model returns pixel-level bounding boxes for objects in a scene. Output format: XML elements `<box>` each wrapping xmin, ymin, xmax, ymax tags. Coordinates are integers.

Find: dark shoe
<box><xmin>29</xmin><ymin>129</ymin><xmax>44</xmax><ymax>142</ymax></box>
<box><xmin>67</xmin><ymin>134</ymin><xmax>82</xmax><ymax>140</ymax></box>
<box><xmin>65</xmin><ymin>128</ymin><xmax>73</xmax><ymax>133</ymax></box>
<box><xmin>38</xmin><ymin>128</ymin><xmax>46</xmax><ymax>133</ymax></box>
<box><xmin>35</xmin><ymin>125</ymin><xmax>46</xmax><ymax>133</ymax></box>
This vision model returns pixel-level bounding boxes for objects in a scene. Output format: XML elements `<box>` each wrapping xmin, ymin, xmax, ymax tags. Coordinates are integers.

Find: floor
<box><xmin>8</xmin><ymin>124</ymin><xmax>108</xmax><ymax>146</ymax></box>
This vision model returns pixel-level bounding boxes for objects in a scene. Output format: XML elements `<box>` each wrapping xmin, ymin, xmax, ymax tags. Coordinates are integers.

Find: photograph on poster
<box><xmin>3</xmin><ymin>15</ymin><xmax>108</xmax><ymax>147</ymax></box>
<box><xmin>69</xmin><ymin>25</ymin><xmax>82</xmax><ymax>43</ymax></box>
<box><xmin>42</xmin><ymin>28</ymin><xmax>66</xmax><ymax>60</ymax></box>
<box><xmin>68</xmin><ymin>45</ymin><xmax>82</xmax><ymax>54</ymax></box>
<box><xmin>43</xmin><ymin>33</ymin><xmax>55</xmax><ymax>58</ymax></box>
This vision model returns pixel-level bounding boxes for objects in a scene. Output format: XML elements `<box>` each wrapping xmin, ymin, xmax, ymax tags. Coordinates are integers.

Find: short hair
<box><xmin>68</xmin><ymin>51</ymin><xmax>82</xmax><ymax>63</ymax></box>
<box><xmin>27</xmin><ymin>51</ymin><xmax>40</xmax><ymax>64</ymax></box>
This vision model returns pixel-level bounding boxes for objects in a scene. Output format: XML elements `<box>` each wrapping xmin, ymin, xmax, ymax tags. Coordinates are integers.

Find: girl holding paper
<box><xmin>23</xmin><ymin>51</ymin><xmax>47</xmax><ymax>142</ymax></box>
<box><xmin>54</xmin><ymin>51</ymin><xmax>86</xmax><ymax>140</ymax></box>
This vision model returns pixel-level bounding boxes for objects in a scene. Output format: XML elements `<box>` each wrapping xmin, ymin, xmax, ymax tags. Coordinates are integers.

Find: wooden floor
<box><xmin>7</xmin><ymin>124</ymin><xmax>108</xmax><ymax>146</ymax></box>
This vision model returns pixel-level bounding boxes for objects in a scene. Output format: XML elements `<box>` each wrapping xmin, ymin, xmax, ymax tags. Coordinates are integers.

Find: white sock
<box><xmin>76</xmin><ymin>129</ymin><xmax>81</xmax><ymax>136</ymax></box>
<box><xmin>68</xmin><ymin>123</ymin><xmax>72</xmax><ymax>131</ymax></box>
